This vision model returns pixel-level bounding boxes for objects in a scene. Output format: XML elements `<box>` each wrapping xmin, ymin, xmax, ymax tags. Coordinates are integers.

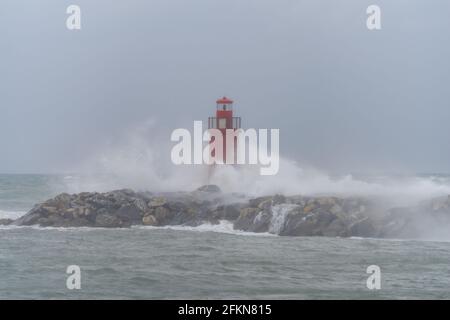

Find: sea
<box><xmin>1</xmin><ymin>174</ymin><xmax>450</xmax><ymax>299</ymax></box>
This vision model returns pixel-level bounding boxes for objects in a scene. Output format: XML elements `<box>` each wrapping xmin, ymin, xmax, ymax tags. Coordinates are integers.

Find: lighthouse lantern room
<box><xmin>208</xmin><ymin>96</ymin><xmax>241</xmax><ymax>164</ymax></box>
<box><xmin>208</xmin><ymin>96</ymin><xmax>241</xmax><ymax>130</ymax></box>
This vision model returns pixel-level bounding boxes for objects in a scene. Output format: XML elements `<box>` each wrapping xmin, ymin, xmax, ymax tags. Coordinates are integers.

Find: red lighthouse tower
<box><xmin>207</xmin><ymin>96</ymin><xmax>241</xmax><ymax>164</ymax></box>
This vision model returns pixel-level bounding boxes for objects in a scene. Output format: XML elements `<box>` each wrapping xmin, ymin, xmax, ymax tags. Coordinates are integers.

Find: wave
<box><xmin>269</xmin><ymin>204</ymin><xmax>298</xmax><ymax>234</ymax></box>
<box><xmin>0</xmin><ymin>219</ymin><xmax>273</xmax><ymax>237</ymax></box>
<box><xmin>2</xmin><ymin>220</ymin><xmax>448</xmax><ymax>243</ymax></box>
<box><xmin>0</xmin><ymin>210</ymin><xmax>26</xmax><ymax>220</ymax></box>
<box><xmin>55</xmin><ymin>119</ymin><xmax>450</xmax><ymax>209</ymax></box>
<box><xmin>134</xmin><ymin>220</ymin><xmax>274</xmax><ymax>237</ymax></box>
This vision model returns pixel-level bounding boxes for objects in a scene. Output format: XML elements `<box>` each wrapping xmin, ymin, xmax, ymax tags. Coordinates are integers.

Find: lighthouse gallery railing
<box><xmin>208</xmin><ymin>117</ymin><xmax>241</xmax><ymax>130</ymax></box>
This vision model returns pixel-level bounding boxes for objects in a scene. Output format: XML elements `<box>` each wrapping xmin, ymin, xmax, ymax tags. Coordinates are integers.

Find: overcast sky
<box><xmin>1</xmin><ymin>0</ymin><xmax>449</xmax><ymax>174</ymax></box>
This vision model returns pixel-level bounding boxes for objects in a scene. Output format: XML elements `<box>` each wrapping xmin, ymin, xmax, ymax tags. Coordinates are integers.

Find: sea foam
<box><xmin>0</xmin><ymin>210</ymin><xmax>26</xmax><ymax>220</ymax></box>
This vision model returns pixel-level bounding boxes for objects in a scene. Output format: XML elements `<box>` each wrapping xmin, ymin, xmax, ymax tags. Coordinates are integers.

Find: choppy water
<box><xmin>1</xmin><ymin>174</ymin><xmax>450</xmax><ymax>299</ymax></box>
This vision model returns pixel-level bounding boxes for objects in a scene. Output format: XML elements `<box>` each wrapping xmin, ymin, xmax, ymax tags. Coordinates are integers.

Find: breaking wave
<box><xmin>0</xmin><ymin>210</ymin><xmax>26</xmax><ymax>220</ymax></box>
<box><xmin>56</xmin><ymin>119</ymin><xmax>450</xmax><ymax>208</ymax></box>
<box><xmin>268</xmin><ymin>204</ymin><xmax>299</xmax><ymax>234</ymax></box>
<box><xmin>134</xmin><ymin>220</ymin><xmax>273</xmax><ymax>237</ymax></box>
<box><xmin>0</xmin><ymin>219</ymin><xmax>273</xmax><ymax>237</ymax></box>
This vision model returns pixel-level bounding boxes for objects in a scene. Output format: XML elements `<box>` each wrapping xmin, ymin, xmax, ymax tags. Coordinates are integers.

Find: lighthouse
<box><xmin>207</xmin><ymin>96</ymin><xmax>241</xmax><ymax>164</ymax></box>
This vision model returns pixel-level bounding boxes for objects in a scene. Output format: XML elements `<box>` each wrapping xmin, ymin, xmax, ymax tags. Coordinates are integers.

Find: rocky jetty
<box><xmin>7</xmin><ymin>185</ymin><xmax>450</xmax><ymax>239</ymax></box>
<box><xmin>0</xmin><ymin>219</ymin><xmax>14</xmax><ymax>226</ymax></box>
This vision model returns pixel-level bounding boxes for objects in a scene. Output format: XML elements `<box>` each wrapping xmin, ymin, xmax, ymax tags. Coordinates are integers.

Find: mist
<box><xmin>60</xmin><ymin>119</ymin><xmax>450</xmax><ymax>211</ymax></box>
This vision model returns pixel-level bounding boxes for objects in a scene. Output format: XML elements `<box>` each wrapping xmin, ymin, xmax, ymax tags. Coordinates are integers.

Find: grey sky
<box><xmin>1</xmin><ymin>0</ymin><xmax>449</xmax><ymax>174</ymax></box>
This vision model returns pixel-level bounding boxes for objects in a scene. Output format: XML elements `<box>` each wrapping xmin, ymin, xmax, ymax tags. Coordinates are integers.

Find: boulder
<box><xmin>41</xmin><ymin>206</ymin><xmax>58</xmax><ymax>215</ymax></box>
<box><xmin>233</xmin><ymin>207</ymin><xmax>261</xmax><ymax>231</ymax></box>
<box><xmin>133</xmin><ymin>198</ymin><xmax>149</xmax><ymax>212</ymax></box>
<box><xmin>36</xmin><ymin>213</ymin><xmax>67</xmax><ymax>227</ymax></box>
<box><xmin>223</xmin><ymin>204</ymin><xmax>243</xmax><ymax>220</ymax></box>
<box><xmin>170</xmin><ymin>208</ymin><xmax>198</xmax><ymax>225</ymax></box>
<box><xmin>95</xmin><ymin>213</ymin><xmax>123</xmax><ymax>228</ymax></box>
<box><xmin>248</xmin><ymin>211</ymin><xmax>272</xmax><ymax>232</ymax></box>
<box><xmin>148</xmin><ymin>197</ymin><xmax>167</xmax><ymax>208</ymax></box>
<box><xmin>196</xmin><ymin>185</ymin><xmax>221</xmax><ymax>193</ymax></box>
<box><xmin>349</xmin><ymin>217</ymin><xmax>378</xmax><ymax>237</ymax></box>
<box><xmin>154</xmin><ymin>206</ymin><xmax>173</xmax><ymax>224</ymax></box>
<box><xmin>258</xmin><ymin>199</ymin><xmax>272</xmax><ymax>210</ymax></box>
<box><xmin>12</xmin><ymin>210</ymin><xmax>42</xmax><ymax>226</ymax></box>
<box><xmin>323</xmin><ymin>218</ymin><xmax>349</xmax><ymax>237</ymax></box>
<box><xmin>211</xmin><ymin>203</ymin><xmax>242</xmax><ymax>220</ymax></box>
<box><xmin>281</xmin><ymin>209</ymin><xmax>336</xmax><ymax>236</ymax></box>
<box><xmin>115</xmin><ymin>204</ymin><xmax>143</xmax><ymax>224</ymax></box>
<box><xmin>105</xmin><ymin>189</ymin><xmax>136</xmax><ymax>204</ymax></box>
<box><xmin>86</xmin><ymin>195</ymin><xmax>116</xmax><ymax>210</ymax></box>
<box><xmin>249</xmin><ymin>196</ymin><xmax>272</xmax><ymax>208</ymax></box>
<box><xmin>286</xmin><ymin>195</ymin><xmax>307</xmax><ymax>206</ymax></box>
<box><xmin>142</xmin><ymin>215</ymin><xmax>158</xmax><ymax>226</ymax></box>
<box><xmin>303</xmin><ymin>204</ymin><xmax>314</xmax><ymax>213</ymax></box>
<box><xmin>0</xmin><ymin>219</ymin><xmax>13</xmax><ymax>225</ymax></box>
<box><xmin>67</xmin><ymin>217</ymin><xmax>92</xmax><ymax>227</ymax></box>
<box><xmin>330</xmin><ymin>204</ymin><xmax>343</xmax><ymax>215</ymax></box>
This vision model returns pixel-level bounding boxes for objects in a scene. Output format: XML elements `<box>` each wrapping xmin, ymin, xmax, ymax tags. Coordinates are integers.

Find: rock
<box><xmin>86</xmin><ymin>195</ymin><xmax>116</xmax><ymax>210</ymax></box>
<box><xmin>170</xmin><ymin>208</ymin><xmax>198</xmax><ymax>225</ymax></box>
<box><xmin>133</xmin><ymin>198</ymin><xmax>149</xmax><ymax>212</ymax></box>
<box><xmin>330</xmin><ymin>204</ymin><xmax>343</xmax><ymax>215</ymax></box>
<box><xmin>148</xmin><ymin>197</ymin><xmax>167</xmax><ymax>208</ymax></box>
<box><xmin>68</xmin><ymin>217</ymin><xmax>92</xmax><ymax>227</ymax></box>
<box><xmin>0</xmin><ymin>219</ymin><xmax>13</xmax><ymax>225</ymax></box>
<box><xmin>323</xmin><ymin>218</ymin><xmax>349</xmax><ymax>237</ymax></box>
<box><xmin>95</xmin><ymin>213</ymin><xmax>123</xmax><ymax>228</ymax></box>
<box><xmin>54</xmin><ymin>193</ymin><xmax>72</xmax><ymax>203</ymax></box>
<box><xmin>234</xmin><ymin>203</ymin><xmax>296</xmax><ymax>233</ymax></box>
<box><xmin>287</xmin><ymin>195</ymin><xmax>307</xmax><ymax>206</ymax></box>
<box><xmin>154</xmin><ymin>206</ymin><xmax>173</xmax><ymax>224</ymax></box>
<box><xmin>248</xmin><ymin>211</ymin><xmax>272</xmax><ymax>232</ymax></box>
<box><xmin>249</xmin><ymin>196</ymin><xmax>272</xmax><ymax>208</ymax></box>
<box><xmin>210</xmin><ymin>203</ymin><xmax>243</xmax><ymax>220</ymax></box>
<box><xmin>349</xmin><ymin>217</ymin><xmax>377</xmax><ymax>237</ymax></box>
<box><xmin>83</xmin><ymin>207</ymin><xmax>94</xmax><ymax>217</ymax></box>
<box><xmin>258</xmin><ymin>199</ymin><xmax>272</xmax><ymax>210</ymax></box>
<box><xmin>115</xmin><ymin>204</ymin><xmax>143</xmax><ymax>224</ymax></box>
<box><xmin>281</xmin><ymin>210</ymin><xmax>336</xmax><ymax>236</ymax></box>
<box><xmin>12</xmin><ymin>210</ymin><xmax>42</xmax><ymax>226</ymax></box>
<box><xmin>233</xmin><ymin>208</ymin><xmax>261</xmax><ymax>231</ymax></box>
<box><xmin>37</xmin><ymin>214</ymin><xmax>67</xmax><ymax>227</ymax></box>
<box><xmin>142</xmin><ymin>215</ymin><xmax>158</xmax><ymax>226</ymax></box>
<box><xmin>221</xmin><ymin>204</ymin><xmax>242</xmax><ymax>220</ymax></box>
<box><xmin>196</xmin><ymin>185</ymin><xmax>221</xmax><ymax>193</ymax></box>
<box><xmin>250</xmin><ymin>195</ymin><xmax>286</xmax><ymax>209</ymax></box>
<box><xmin>272</xmin><ymin>194</ymin><xmax>287</xmax><ymax>205</ymax></box>
<box><xmin>316</xmin><ymin>197</ymin><xmax>336</xmax><ymax>207</ymax></box>
<box><xmin>42</xmin><ymin>206</ymin><xmax>58</xmax><ymax>214</ymax></box>
<box><xmin>105</xmin><ymin>189</ymin><xmax>137</xmax><ymax>204</ymax></box>
<box><xmin>165</xmin><ymin>199</ymin><xmax>188</xmax><ymax>212</ymax></box>
<box><xmin>10</xmin><ymin>188</ymin><xmax>449</xmax><ymax>240</ymax></box>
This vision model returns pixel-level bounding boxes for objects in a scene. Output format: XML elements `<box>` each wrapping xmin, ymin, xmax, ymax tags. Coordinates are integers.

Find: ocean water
<box><xmin>1</xmin><ymin>174</ymin><xmax>450</xmax><ymax>299</ymax></box>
